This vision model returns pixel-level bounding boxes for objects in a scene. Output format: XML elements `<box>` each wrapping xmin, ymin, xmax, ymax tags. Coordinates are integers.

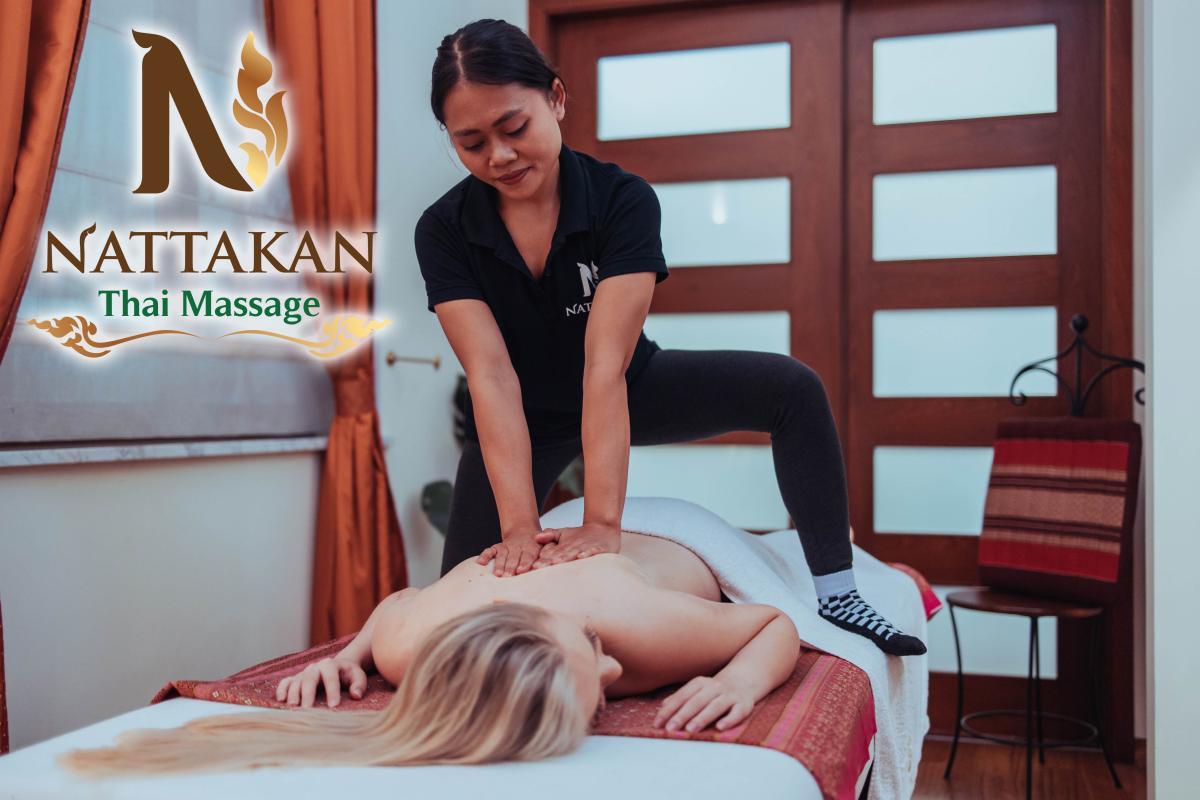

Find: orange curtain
<box><xmin>265</xmin><ymin>0</ymin><xmax>407</xmax><ymax>643</ymax></box>
<box><xmin>0</xmin><ymin>0</ymin><xmax>88</xmax><ymax>754</ymax></box>
<box><xmin>0</xmin><ymin>0</ymin><xmax>89</xmax><ymax>364</ymax></box>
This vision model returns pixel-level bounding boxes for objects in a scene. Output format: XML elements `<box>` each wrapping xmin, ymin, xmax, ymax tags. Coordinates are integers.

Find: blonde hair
<box><xmin>59</xmin><ymin>603</ymin><xmax>589</xmax><ymax>777</ymax></box>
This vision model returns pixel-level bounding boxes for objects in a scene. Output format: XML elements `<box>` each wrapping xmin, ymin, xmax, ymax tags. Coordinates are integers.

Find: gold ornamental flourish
<box><xmin>232</xmin><ymin>32</ymin><xmax>288</xmax><ymax>187</ymax></box>
<box><xmin>26</xmin><ymin>314</ymin><xmax>387</xmax><ymax>360</ymax></box>
<box><xmin>219</xmin><ymin>315</ymin><xmax>392</xmax><ymax>359</ymax></box>
<box><xmin>27</xmin><ymin>315</ymin><xmax>197</xmax><ymax>358</ymax></box>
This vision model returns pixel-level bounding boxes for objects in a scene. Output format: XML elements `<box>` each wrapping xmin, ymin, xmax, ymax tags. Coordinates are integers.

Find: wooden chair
<box><xmin>942</xmin><ymin>417</ymin><xmax>1142</xmax><ymax>799</ymax></box>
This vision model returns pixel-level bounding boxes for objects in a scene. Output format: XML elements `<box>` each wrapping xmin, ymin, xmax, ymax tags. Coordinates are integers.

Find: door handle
<box><xmin>385</xmin><ymin>351</ymin><xmax>440</xmax><ymax>369</ymax></box>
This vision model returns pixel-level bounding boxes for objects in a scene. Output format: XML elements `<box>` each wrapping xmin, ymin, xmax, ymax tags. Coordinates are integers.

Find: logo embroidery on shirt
<box><xmin>577</xmin><ymin>260</ymin><xmax>599</xmax><ymax>298</ymax></box>
<box><xmin>565</xmin><ymin>260</ymin><xmax>599</xmax><ymax>316</ymax></box>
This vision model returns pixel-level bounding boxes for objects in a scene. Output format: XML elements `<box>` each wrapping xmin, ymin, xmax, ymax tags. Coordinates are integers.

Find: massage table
<box><xmin>0</xmin><ymin>499</ymin><xmax>937</xmax><ymax>800</ymax></box>
<box><xmin>0</xmin><ymin>604</ymin><xmax>921</xmax><ymax>800</ymax></box>
<box><xmin>0</xmin><ymin>697</ymin><xmax>853</xmax><ymax>800</ymax></box>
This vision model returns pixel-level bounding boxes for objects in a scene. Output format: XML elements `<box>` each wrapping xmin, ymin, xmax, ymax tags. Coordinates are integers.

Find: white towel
<box><xmin>540</xmin><ymin>496</ymin><xmax>929</xmax><ymax>800</ymax></box>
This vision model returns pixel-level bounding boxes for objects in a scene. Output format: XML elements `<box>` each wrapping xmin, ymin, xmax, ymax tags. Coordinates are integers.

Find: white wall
<box><xmin>0</xmin><ymin>453</ymin><xmax>319</xmax><ymax>749</ymax></box>
<box><xmin>375</xmin><ymin>1</ymin><xmax>528</xmax><ymax>587</ymax></box>
<box><xmin>1140</xmin><ymin>1</ymin><xmax>1200</xmax><ymax>797</ymax></box>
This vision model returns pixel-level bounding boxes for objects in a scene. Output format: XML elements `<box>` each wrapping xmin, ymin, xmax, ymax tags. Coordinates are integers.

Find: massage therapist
<box><xmin>414</xmin><ymin>19</ymin><xmax>925</xmax><ymax>656</ymax></box>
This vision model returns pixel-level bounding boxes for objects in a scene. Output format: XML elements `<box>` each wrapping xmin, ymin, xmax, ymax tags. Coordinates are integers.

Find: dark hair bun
<box><xmin>431</xmin><ymin>19</ymin><xmax>565</xmax><ymax>126</ymax></box>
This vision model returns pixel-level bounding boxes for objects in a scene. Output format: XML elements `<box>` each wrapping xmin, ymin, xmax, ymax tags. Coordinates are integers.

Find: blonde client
<box><xmin>60</xmin><ymin>530</ymin><xmax>800</xmax><ymax>777</ymax></box>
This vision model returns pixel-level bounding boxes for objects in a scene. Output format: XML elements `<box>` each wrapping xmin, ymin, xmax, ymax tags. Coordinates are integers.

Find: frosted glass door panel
<box><xmin>874</xmin><ymin>306</ymin><xmax>1058</xmax><ymax>397</ymax></box>
<box><xmin>874</xmin><ymin>446</ymin><xmax>994</xmax><ymax>535</ymax></box>
<box><xmin>654</xmin><ymin>178</ymin><xmax>790</xmax><ymax>267</ymax></box>
<box><xmin>598</xmin><ymin>43</ymin><xmax>790</xmax><ymax>140</ymax></box>
<box><xmin>627</xmin><ymin>445</ymin><xmax>788</xmax><ymax>530</ymax></box>
<box><xmin>643</xmin><ymin>312</ymin><xmax>790</xmax><ymax>355</ymax></box>
<box><xmin>927</xmin><ymin>586</ymin><xmax>1057</xmax><ymax>677</ymax></box>
<box><xmin>874</xmin><ymin>25</ymin><xmax>1057</xmax><ymax>125</ymax></box>
<box><xmin>873</xmin><ymin>166</ymin><xmax>1057</xmax><ymax>260</ymax></box>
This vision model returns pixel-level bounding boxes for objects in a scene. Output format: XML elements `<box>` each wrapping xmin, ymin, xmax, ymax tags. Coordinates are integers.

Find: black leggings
<box><xmin>440</xmin><ymin>349</ymin><xmax>853</xmax><ymax>578</ymax></box>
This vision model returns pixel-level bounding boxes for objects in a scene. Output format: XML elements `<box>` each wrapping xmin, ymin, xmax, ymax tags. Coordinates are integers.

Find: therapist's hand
<box><xmin>532</xmin><ymin>522</ymin><xmax>621</xmax><ymax>569</ymax></box>
<box><xmin>477</xmin><ymin>526</ymin><xmax>544</xmax><ymax>577</ymax></box>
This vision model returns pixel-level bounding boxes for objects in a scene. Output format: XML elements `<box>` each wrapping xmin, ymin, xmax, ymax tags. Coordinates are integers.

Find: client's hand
<box><xmin>531</xmin><ymin>522</ymin><xmax>621</xmax><ymax>569</ymax></box>
<box><xmin>477</xmin><ymin>526</ymin><xmax>544</xmax><ymax>577</ymax></box>
<box><xmin>275</xmin><ymin>656</ymin><xmax>368</xmax><ymax>708</ymax></box>
<box><xmin>653</xmin><ymin>676</ymin><xmax>756</xmax><ymax>733</ymax></box>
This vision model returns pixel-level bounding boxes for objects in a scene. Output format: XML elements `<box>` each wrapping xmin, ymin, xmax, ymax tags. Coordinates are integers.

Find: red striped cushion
<box><xmin>977</xmin><ymin>419</ymin><xmax>1141</xmax><ymax>604</ymax></box>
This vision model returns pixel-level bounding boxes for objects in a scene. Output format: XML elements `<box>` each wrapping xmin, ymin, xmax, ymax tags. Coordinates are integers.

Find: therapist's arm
<box><xmin>434</xmin><ymin>298</ymin><xmax>545</xmax><ymax>576</ymax></box>
<box><xmin>534</xmin><ymin>272</ymin><xmax>656</xmax><ymax>565</ymax></box>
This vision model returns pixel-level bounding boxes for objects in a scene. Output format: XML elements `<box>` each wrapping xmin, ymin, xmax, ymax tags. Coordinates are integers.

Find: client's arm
<box><xmin>336</xmin><ymin>587</ymin><xmax>420</xmax><ymax>669</ymax></box>
<box><xmin>604</xmin><ymin>584</ymin><xmax>800</xmax><ymax>733</ymax></box>
<box><xmin>654</xmin><ymin>608</ymin><xmax>799</xmax><ymax>733</ymax></box>
<box><xmin>275</xmin><ymin>587</ymin><xmax>419</xmax><ymax>707</ymax></box>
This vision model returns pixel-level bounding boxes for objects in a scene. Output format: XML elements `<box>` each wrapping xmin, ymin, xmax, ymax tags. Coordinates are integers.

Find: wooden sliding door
<box><xmin>844</xmin><ymin>0</ymin><xmax>1133</xmax><ymax>757</ymax></box>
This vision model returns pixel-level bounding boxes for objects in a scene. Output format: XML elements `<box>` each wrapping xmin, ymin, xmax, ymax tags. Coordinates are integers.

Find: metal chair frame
<box><xmin>942</xmin><ymin>601</ymin><xmax>1122</xmax><ymax>799</ymax></box>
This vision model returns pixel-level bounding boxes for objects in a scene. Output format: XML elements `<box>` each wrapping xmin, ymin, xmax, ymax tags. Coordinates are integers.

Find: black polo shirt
<box><xmin>414</xmin><ymin>141</ymin><xmax>669</xmax><ymax>441</ymax></box>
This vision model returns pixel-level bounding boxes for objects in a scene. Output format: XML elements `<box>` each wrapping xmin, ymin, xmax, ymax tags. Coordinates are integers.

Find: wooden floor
<box><xmin>914</xmin><ymin>738</ymin><xmax>1146</xmax><ymax>800</ymax></box>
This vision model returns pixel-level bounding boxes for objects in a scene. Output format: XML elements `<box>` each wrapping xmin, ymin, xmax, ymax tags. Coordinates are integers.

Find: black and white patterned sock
<box><xmin>818</xmin><ymin>589</ymin><xmax>927</xmax><ymax>656</ymax></box>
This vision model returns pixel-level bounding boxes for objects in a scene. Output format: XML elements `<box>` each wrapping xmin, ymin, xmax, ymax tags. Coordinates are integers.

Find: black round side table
<box><xmin>941</xmin><ymin>588</ymin><xmax>1122</xmax><ymax>800</ymax></box>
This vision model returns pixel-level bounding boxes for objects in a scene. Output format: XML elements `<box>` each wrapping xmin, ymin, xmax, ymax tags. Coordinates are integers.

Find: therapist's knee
<box><xmin>775</xmin><ymin>356</ymin><xmax>827</xmax><ymax>403</ymax></box>
<box><xmin>765</xmin><ymin>357</ymin><xmax>834</xmax><ymax>427</ymax></box>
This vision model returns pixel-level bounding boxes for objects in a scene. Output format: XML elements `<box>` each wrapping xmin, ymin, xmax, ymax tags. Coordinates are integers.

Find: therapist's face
<box><xmin>442</xmin><ymin>79</ymin><xmax>566</xmax><ymax>202</ymax></box>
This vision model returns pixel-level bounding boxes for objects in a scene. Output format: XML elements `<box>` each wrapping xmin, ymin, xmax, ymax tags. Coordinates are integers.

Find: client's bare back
<box><xmin>373</xmin><ymin>532</ymin><xmax>772</xmax><ymax>697</ymax></box>
<box><xmin>606</xmin><ymin>531</ymin><xmax>722</xmax><ymax>601</ymax></box>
